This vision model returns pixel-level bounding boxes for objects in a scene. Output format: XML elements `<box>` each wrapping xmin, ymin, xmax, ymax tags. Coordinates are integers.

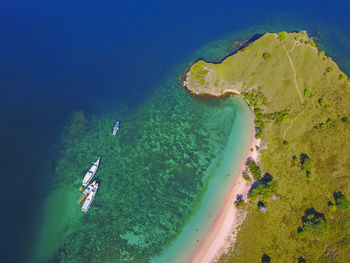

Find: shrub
<box><xmin>306</xmin><ymin>172</ymin><xmax>314</xmax><ymax>181</ymax></box>
<box><xmin>191</xmin><ymin>60</ymin><xmax>208</xmax><ymax>79</ymax></box>
<box><xmin>263</xmin><ymin>52</ymin><xmax>272</xmax><ymax>60</ymax></box>
<box><xmin>328</xmin><ymin>201</ymin><xmax>337</xmax><ymax>211</ymax></box>
<box><xmin>309</xmin><ymin>39</ymin><xmax>317</xmax><ymax>47</ymax></box>
<box><xmin>318</xmin><ymin>98</ymin><xmax>331</xmax><ymax>109</ymax></box>
<box><xmin>339</xmin><ymin>74</ymin><xmax>346</xmax><ymax>80</ymax></box>
<box><xmin>242</xmin><ymin>171</ymin><xmax>251</xmax><ymax>181</ymax></box>
<box><xmin>277</xmin><ymin>31</ymin><xmax>287</xmax><ymax>41</ymax></box>
<box><xmin>303</xmin><ymin>89</ymin><xmax>314</xmax><ymax>97</ymax></box>
<box><xmin>326</xmin><ymin>67</ymin><xmax>333</xmax><ymax>73</ymax></box>
<box><xmin>261</xmin><ymin>254</ymin><xmax>271</xmax><ymax>263</ymax></box>
<box><xmin>199</xmin><ymin>79</ymin><xmax>206</xmax><ymax>85</ymax></box>
<box><xmin>314</xmin><ymin>118</ymin><xmax>335</xmax><ymax>130</ymax></box>
<box><xmin>258</xmin><ymin>201</ymin><xmax>266</xmax><ymax>212</ymax></box>
<box><xmin>319</xmin><ymin>51</ymin><xmax>325</xmax><ymax>56</ymax></box>
<box><xmin>341</xmin><ymin>117</ymin><xmax>350</xmax><ymax>124</ymax></box>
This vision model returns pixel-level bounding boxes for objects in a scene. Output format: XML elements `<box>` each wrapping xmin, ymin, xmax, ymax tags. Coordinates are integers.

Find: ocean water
<box><xmin>1</xmin><ymin>0</ymin><xmax>350</xmax><ymax>262</ymax></box>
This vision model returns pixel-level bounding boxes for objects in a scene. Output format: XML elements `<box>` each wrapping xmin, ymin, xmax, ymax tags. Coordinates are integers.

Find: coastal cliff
<box><xmin>184</xmin><ymin>31</ymin><xmax>350</xmax><ymax>262</ymax></box>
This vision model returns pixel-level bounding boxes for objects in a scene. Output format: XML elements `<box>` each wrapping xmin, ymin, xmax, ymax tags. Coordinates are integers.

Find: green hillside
<box><xmin>184</xmin><ymin>31</ymin><xmax>350</xmax><ymax>262</ymax></box>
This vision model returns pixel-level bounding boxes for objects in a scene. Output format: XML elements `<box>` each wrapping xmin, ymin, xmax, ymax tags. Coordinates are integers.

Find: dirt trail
<box><xmin>276</xmin><ymin>39</ymin><xmax>304</xmax><ymax>104</ymax></box>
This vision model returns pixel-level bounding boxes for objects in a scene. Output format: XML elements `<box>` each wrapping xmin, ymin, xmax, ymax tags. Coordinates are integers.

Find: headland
<box><xmin>183</xmin><ymin>31</ymin><xmax>350</xmax><ymax>262</ymax></box>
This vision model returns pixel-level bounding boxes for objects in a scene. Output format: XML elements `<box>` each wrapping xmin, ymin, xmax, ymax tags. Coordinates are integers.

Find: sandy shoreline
<box><xmin>188</xmin><ymin>133</ymin><xmax>260</xmax><ymax>263</ymax></box>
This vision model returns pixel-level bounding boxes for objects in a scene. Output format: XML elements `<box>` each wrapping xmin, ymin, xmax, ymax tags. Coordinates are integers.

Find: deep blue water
<box><xmin>1</xmin><ymin>0</ymin><xmax>350</xmax><ymax>262</ymax></box>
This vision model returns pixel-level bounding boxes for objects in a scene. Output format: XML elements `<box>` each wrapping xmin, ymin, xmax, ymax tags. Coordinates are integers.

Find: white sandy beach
<box><xmin>189</xmin><ymin>136</ymin><xmax>260</xmax><ymax>263</ymax></box>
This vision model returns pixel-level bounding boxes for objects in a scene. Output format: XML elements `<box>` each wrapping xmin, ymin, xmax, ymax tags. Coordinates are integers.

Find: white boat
<box><xmin>77</xmin><ymin>180</ymin><xmax>97</xmax><ymax>205</ymax></box>
<box><xmin>112</xmin><ymin>120</ymin><xmax>120</xmax><ymax>135</ymax></box>
<box><xmin>81</xmin><ymin>181</ymin><xmax>99</xmax><ymax>212</ymax></box>
<box><xmin>80</xmin><ymin>157</ymin><xmax>100</xmax><ymax>190</ymax></box>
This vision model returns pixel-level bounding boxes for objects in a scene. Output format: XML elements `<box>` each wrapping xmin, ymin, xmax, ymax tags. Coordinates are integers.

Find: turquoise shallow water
<box><xmin>33</xmin><ymin>68</ymin><xmax>253</xmax><ymax>262</ymax></box>
<box><xmin>152</xmin><ymin>97</ymin><xmax>253</xmax><ymax>263</ymax></box>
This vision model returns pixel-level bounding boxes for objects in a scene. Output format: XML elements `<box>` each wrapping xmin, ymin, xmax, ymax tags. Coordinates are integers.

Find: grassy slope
<box><xmin>185</xmin><ymin>31</ymin><xmax>350</xmax><ymax>262</ymax></box>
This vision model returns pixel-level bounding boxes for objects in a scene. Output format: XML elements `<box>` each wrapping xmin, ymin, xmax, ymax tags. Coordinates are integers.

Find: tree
<box><xmin>302</xmin><ymin>158</ymin><xmax>312</xmax><ymax>171</ymax></box>
<box><xmin>246</xmin><ymin>159</ymin><xmax>262</xmax><ymax>180</ymax></box>
<box><xmin>298</xmin><ymin>208</ymin><xmax>328</xmax><ymax>238</ymax></box>
<box><xmin>333</xmin><ymin>191</ymin><xmax>350</xmax><ymax>210</ymax></box>
<box><xmin>336</xmin><ymin>196</ymin><xmax>350</xmax><ymax>210</ymax></box>
<box><xmin>234</xmin><ymin>196</ymin><xmax>245</xmax><ymax>209</ymax></box>
<box><xmin>249</xmin><ymin>181</ymin><xmax>277</xmax><ymax>201</ymax></box>
<box><xmin>269</xmin><ymin>110</ymin><xmax>290</xmax><ymax>123</ymax></box>
<box><xmin>300</xmin><ymin>154</ymin><xmax>313</xmax><ymax>172</ymax></box>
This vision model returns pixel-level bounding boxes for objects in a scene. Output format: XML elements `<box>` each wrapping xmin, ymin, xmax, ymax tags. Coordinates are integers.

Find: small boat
<box><xmin>77</xmin><ymin>180</ymin><xmax>97</xmax><ymax>205</ymax></box>
<box><xmin>113</xmin><ymin>120</ymin><xmax>120</xmax><ymax>135</ymax></box>
<box><xmin>80</xmin><ymin>157</ymin><xmax>101</xmax><ymax>190</ymax></box>
<box><xmin>81</xmin><ymin>181</ymin><xmax>99</xmax><ymax>212</ymax></box>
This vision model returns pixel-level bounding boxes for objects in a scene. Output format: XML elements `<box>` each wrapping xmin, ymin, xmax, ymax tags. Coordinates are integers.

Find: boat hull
<box><xmin>82</xmin><ymin>157</ymin><xmax>100</xmax><ymax>187</ymax></box>
<box><xmin>77</xmin><ymin>192</ymin><xmax>89</xmax><ymax>205</ymax></box>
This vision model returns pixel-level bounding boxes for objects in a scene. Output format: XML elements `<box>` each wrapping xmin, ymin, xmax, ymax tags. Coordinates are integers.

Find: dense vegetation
<box><xmin>241</xmin><ymin>88</ymin><xmax>269</xmax><ymax>138</ymax></box>
<box><xmin>246</xmin><ymin>159</ymin><xmax>262</xmax><ymax>180</ymax></box>
<box><xmin>297</xmin><ymin>208</ymin><xmax>328</xmax><ymax>238</ymax></box>
<box><xmin>248</xmin><ymin>179</ymin><xmax>277</xmax><ymax>201</ymax></box>
<box><xmin>185</xmin><ymin>31</ymin><xmax>350</xmax><ymax>262</ymax></box>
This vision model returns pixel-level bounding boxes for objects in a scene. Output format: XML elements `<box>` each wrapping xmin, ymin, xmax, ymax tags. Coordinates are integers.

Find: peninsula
<box><xmin>183</xmin><ymin>31</ymin><xmax>350</xmax><ymax>262</ymax></box>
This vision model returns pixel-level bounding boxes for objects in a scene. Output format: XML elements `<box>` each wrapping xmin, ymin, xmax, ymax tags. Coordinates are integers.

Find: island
<box><xmin>183</xmin><ymin>31</ymin><xmax>350</xmax><ymax>262</ymax></box>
